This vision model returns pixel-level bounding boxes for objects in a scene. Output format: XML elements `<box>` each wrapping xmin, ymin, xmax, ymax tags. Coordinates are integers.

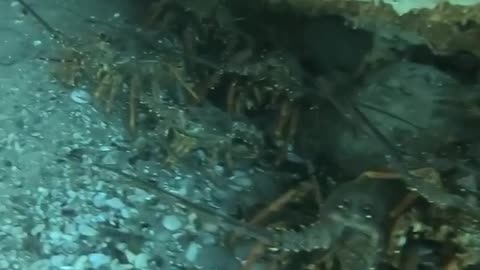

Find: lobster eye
<box><xmin>337</xmin><ymin>198</ymin><xmax>352</xmax><ymax>210</ymax></box>
<box><xmin>362</xmin><ymin>203</ymin><xmax>374</xmax><ymax>219</ymax></box>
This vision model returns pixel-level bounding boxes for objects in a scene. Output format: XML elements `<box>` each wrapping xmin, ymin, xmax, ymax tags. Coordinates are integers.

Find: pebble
<box><xmin>162</xmin><ymin>215</ymin><xmax>182</xmax><ymax>231</ymax></box>
<box><xmin>70</xmin><ymin>89</ymin><xmax>92</xmax><ymax>104</ymax></box>
<box><xmin>64</xmin><ymin>222</ymin><xmax>77</xmax><ymax>235</ymax></box>
<box><xmin>72</xmin><ymin>256</ymin><xmax>88</xmax><ymax>269</ymax></box>
<box><xmin>101</xmin><ymin>152</ymin><xmax>117</xmax><ymax>165</ymax></box>
<box><xmin>185</xmin><ymin>242</ymin><xmax>201</xmax><ymax>262</ymax></box>
<box><xmin>78</xmin><ymin>224</ymin><xmax>98</xmax><ymax>236</ymax></box>
<box><xmin>30</xmin><ymin>224</ymin><xmax>45</xmax><ymax>236</ymax></box>
<box><xmin>155</xmin><ymin>230</ymin><xmax>171</xmax><ymax>242</ymax></box>
<box><xmin>235</xmin><ymin>176</ymin><xmax>252</xmax><ymax>187</ymax></box>
<box><xmin>133</xmin><ymin>253</ymin><xmax>149</xmax><ymax>269</ymax></box>
<box><xmin>198</xmin><ymin>232</ymin><xmax>216</xmax><ymax>245</ymax></box>
<box><xmin>202</xmin><ymin>222</ymin><xmax>219</xmax><ymax>233</ymax></box>
<box><xmin>230</xmin><ymin>171</ymin><xmax>252</xmax><ymax>188</ymax></box>
<box><xmin>105</xmin><ymin>197</ymin><xmax>126</xmax><ymax>209</ymax></box>
<box><xmin>0</xmin><ymin>259</ymin><xmax>9</xmax><ymax>269</ymax></box>
<box><xmin>120</xmin><ymin>208</ymin><xmax>132</xmax><ymax>219</ymax></box>
<box><xmin>110</xmin><ymin>261</ymin><xmax>134</xmax><ymax>270</ymax></box>
<box><xmin>127</xmin><ymin>189</ymin><xmax>151</xmax><ymax>203</ymax></box>
<box><xmin>33</xmin><ymin>40</ymin><xmax>42</xmax><ymax>47</ymax></box>
<box><xmin>28</xmin><ymin>259</ymin><xmax>49</xmax><ymax>270</ymax></box>
<box><xmin>92</xmin><ymin>192</ymin><xmax>107</xmax><ymax>208</ymax></box>
<box><xmin>88</xmin><ymin>253</ymin><xmax>111</xmax><ymax>269</ymax></box>
<box><xmin>48</xmin><ymin>230</ymin><xmax>63</xmax><ymax>241</ymax></box>
<box><xmin>124</xmin><ymin>250</ymin><xmax>136</xmax><ymax>264</ymax></box>
<box><xmin>99</xmin><ymin>145</ymin><xmax>113</xmax><ymax>152</ymax></box>
<box><xmin>49</xmin><ymin>255</ymin><xmax>66</xmax><ymax>268</ymax></box>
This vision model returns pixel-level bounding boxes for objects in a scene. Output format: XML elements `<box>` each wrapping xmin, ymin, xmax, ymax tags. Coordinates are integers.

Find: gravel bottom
<box><xmin>0</xmin><ymin>1</ymin><xmax>280</xmax><ymax>269</ymax></box>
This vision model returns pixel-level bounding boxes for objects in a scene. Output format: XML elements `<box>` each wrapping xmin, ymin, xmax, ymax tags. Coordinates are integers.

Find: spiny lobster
<box><xmin>96</xmin><ymin>164</ymin><xmax>408</xmax><ymax>270</ymax></box>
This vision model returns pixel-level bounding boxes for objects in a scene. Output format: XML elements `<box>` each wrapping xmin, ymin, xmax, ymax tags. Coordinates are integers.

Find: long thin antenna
<box><xmin>16</xmin><ymin>0</ymin><xmax>65</xmax><ymax>40</ymax></box>
<box><xmin>93</xmin><ymin>164</ymin><xmax>275</xmax><ymax>244</ymax></box>
<box><xmin>359</xmin><ymin>102</ymin><xmax>425</xmax><ymax>130</ymax></box>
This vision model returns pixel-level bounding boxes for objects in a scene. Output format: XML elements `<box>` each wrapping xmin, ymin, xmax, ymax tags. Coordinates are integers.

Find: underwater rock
<box><xmin>262</xmin><ymin>0</ymin><xmax>480</xmax><ymax>58</ymax></box>
<box><xmin>333</xmin><ymin>61</ymin><xmax>464</xmax><ymax>175</ymax></box>
<box><xmin>162</xmin><ymin>215</ymin><xmax>183</xmax><ymax>231</ymax></box>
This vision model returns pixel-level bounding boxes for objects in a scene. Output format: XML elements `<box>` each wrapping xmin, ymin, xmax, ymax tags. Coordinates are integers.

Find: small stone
<box><xmin>120</xmin><ymin>208</ymin><xmax>131</xmax><ymax>219</ymax></box>
<box><xmin>30</xmin><ymin>224</ymin><xmax>45</xmax><ymax>236</ymax></box>
<box><xmin>99</xmin><ymin>145</ymin><xmax>113</xmax><ymax>152</ymax></box>
<box><xmin>202</xmin><ymin>222</ymin><xmax>218</xmax><ymax>233</ymax></box>
<box><xmin>0</xmin><ymin>259</ymin><xmax>9</xmax><ymax>269</ymax></box>
<box><xmin>78</xmin><ymin>224</ymin><xmax>98</xmax><ymax>236</ymax></box>
<box><xmin>72</xmin><ymin>256</ymin><xmax>88</xmax><ymax>270</ymax></box>
<box><xmin>198</xmin><ymin>232</ymin><xmax>216</xmax><ymax>245</ymax></box>
<box><xmin>7</xmin><ymin>225</ymin><xmax>24</xmax><ymax>236</ymax></box>
<box><xmin>88</xmin><ymin>253</ymin><xmax>111</xmax><ymax>269</ymax></box>
<box><xmin>48</xmin><ymin>230</ymin><xmax>63</xmax><ymax>241</ymax></box>
<box><xmin>64</xmin><ymin>222</ymin><xmax>77</xmax><ymax>235</ymax></box>
<box><xmin>67</xmin><ymin>190</ymin><xmax>77</xmax><ymax>198</ymax></box>
<box><xmin>213</xmin><ymin>165</ymin><xmax>224</xmax><ymax>175</ymax></box>
<box><xmin>70</xmin><ymin>89</ymin><xmax>91</xmax><ymax>104</ymax></box>
<box><xmin>105</xmin><ymin>197</ymin><xmax>125</xmax><ymax>209</ymax></box>
<box><xmin>101</xmin><ymin>152</ymin><xmax>117</xmax><ymax>165</ymax></box>
<box><xmin>50</xmin><ymin>255</ymin><xmax>66</xmax><ymax>268</ymax></box>
<box><xmin>185</xmin><ymin>243</ymin><xmax>201</xmax><ymax>262</ymax></box>
<box><xmin>134</xmin><ymin>253</ymin><xmax>149</xmax><ymax>269</ymax></box>
<box><xmin>124</xmin><ymin>250</ymin><xmax>136</xmax><ymax>264</ymax></box>
<box><xmin>93</xmin><ymin>192</ymin><xmax>107</xmax><ymax>208</ymax></box>
<box><xmin>230</xmin><ymin>171</ymin><xmax>252</xmax><ymax>188</ymax></box>
<box><xmin>235</xmin><ymin>176</ymin><xmax>252</xmax><ymax>187</ymax></box>
<box><xmin>32</xmin><ymin>40</ymin><xmax>42</xmax><ymax>47</ymax></box>
<box><xmin>127</xmin><ymin>189</ymin><xmax>151</xmax><ymax>203</ymax></box>
<box><xmin>162</xmin><ymin>215</ymin><xmax>182</xmax><ymax>231</ymax></box>
<box><xmin>155</xmin><ymin>230</ymin><xmax>171</xmax><ymax>242</ymax></box>
<box><xmin>28</xmin><ymin>259</ymin><xmax>49</xmax><ymax>270</ymax></box>
<box><xmin>110</xmin><ymin>261</ymin><xmax>134</xmax><ymax>270</ymax></box>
